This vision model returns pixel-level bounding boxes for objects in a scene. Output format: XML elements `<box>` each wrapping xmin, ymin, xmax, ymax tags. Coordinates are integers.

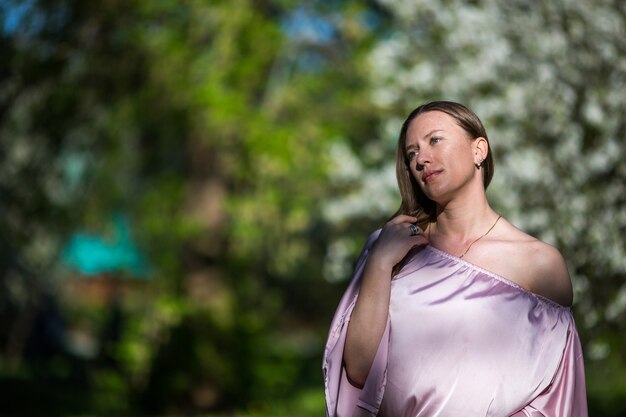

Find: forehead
<box><xmin>406</xmin><ymin>111</ymin><xmax>465</xmax><ymax>143</ymax></box>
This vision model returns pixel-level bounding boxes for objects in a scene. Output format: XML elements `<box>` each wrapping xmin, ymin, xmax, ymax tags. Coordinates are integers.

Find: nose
<box><xmin>415</xmin><ymin>152</ymin><xmax>430</xmax><ymax>170</ymax></box>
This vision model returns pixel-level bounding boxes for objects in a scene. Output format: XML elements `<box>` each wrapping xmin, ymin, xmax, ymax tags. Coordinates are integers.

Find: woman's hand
<box><xmin>369</xmin><ymin>215</ymin><xmax>429</xmax><ymax>271</ymax></box>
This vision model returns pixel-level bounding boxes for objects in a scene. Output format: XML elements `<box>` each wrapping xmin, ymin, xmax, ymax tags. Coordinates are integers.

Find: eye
<box><xmin>406</xmin><ymin>150</ymin><xmax>418</xmax><ymax>161</ymax></box>
<box><xmin>430</xmin><ymin>136</ymin><xmax>442</xmax><ymax>144</ymax></box>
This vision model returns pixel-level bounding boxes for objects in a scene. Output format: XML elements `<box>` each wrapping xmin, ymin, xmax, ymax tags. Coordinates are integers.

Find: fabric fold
<box><xmin>324</xmin><ymin>230</ymin><xmax>587</xmax><ymax>417</ymax></box>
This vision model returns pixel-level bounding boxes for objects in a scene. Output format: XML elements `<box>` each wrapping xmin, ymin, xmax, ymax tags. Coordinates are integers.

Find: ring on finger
<box><xmin>409</xmin><ymin>223</ymin><xmax>420</xmax><ymax>236</ymax></box>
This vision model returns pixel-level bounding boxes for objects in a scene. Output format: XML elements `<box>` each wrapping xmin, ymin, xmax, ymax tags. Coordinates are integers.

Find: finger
<box><xmin>411</xmin><ymin>234</ymin><xmax>429</xmax><ymax>245</ymax></box>
<box><xmin>388</xmin><ymin>214</ymin><xmax>418</xmax><ymax>225</ymax></box>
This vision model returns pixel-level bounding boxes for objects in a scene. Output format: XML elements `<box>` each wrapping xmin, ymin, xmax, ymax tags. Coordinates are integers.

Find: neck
<box><xmin>431</xmin><ymin>188</ymin><xmax>497</xmax><ymax>241</ymax></box>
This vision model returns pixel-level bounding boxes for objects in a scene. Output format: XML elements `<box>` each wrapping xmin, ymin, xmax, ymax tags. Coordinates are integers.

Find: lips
<box><xmin>422</xmin><ymin>170</ymin><xmax>442</xmax><ymax>183</ymax></box>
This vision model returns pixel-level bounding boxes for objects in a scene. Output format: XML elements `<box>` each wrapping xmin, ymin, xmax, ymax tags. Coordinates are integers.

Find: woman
<box><xmin>323</xmin><ymin>101</ymin><xmax>587</xmax><ymax>417</ymax></box>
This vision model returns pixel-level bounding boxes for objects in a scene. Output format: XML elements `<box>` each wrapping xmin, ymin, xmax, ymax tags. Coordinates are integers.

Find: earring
<box><xmin>475</xmin><ymin>160</ymin><xmax>482</xmax><ymax>169</ymax></box>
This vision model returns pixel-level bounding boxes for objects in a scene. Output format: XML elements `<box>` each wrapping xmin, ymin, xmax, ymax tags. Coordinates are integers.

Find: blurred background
<box><xmin>1</xmin><ymin>0</ymin><xmax>625</xmax><ymax>415</ymax></box>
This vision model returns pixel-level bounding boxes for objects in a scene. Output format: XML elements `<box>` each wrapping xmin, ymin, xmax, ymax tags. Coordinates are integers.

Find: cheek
<box><xmin>445</xmin><ymin>147</ymin><xmax>473</xmax><ymax>170</ymax></box>
<box><xmin>409</xmin><ymin>161</ymin><xmax>424</xmax><ymax>181</ymax></box>
<box><xmin>407</xmin><ymin>165</ymin><xmax>425</xmax><ymax>190</ymax></box>
<box><xmin>450</xmin><ymin>153</ymin><xmax>472</xmax><ymax>171</ymax></box>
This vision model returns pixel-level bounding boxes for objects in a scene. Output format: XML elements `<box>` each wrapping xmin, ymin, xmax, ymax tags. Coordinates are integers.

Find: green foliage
<box><xmin>1</xmin><ymin>0</ymin><xmax>386</xmax><ymax>415</ymax></box>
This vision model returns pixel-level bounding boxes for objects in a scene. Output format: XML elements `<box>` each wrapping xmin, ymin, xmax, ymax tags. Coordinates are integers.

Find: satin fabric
<box><xmin>323</xmin><ymin>230</ymin><xmax>588</xmax><ymax>417</ymax></box>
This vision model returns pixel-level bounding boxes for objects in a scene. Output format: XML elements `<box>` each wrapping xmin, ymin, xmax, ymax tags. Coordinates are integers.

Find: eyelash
<box><xmin>406</xmin><ymin>137</ymin><xmax>441</xmax><ymax>161</ymax></box>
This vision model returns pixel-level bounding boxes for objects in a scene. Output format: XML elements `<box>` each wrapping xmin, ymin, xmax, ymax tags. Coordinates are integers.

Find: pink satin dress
<box><xmin>323</xmin><ymin>230</ymin><xmax>588</xmax><ymax>417</ymax></box>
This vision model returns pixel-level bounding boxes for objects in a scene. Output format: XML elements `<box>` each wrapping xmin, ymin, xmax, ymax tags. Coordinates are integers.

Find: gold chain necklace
<box><xmin>429</xmin><ymin>215</ymin><xmax>502</xmax><ymax>258</ymax></box>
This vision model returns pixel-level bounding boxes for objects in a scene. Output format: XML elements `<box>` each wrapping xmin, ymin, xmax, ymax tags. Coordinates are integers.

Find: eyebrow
<box><xmin>405</xmin><ymin>129</ymin><xmax>444</xmax><ymax>150</ymax></box>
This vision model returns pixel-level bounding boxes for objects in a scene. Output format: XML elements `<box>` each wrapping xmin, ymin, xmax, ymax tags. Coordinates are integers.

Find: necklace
<box><xmin>428</xmin><ymin>215</ymin><xmax>502</xmax><ymax>259</ymax></box>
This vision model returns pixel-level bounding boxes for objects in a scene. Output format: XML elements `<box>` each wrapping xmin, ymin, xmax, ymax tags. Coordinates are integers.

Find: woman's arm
<box><xmin>343</xmin><ymin>215</ymin><xmax>427</xmax><ymax>386</ymax></box>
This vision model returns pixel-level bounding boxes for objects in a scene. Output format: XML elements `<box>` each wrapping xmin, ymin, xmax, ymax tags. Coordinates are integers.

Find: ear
<box><xmin>472</xmin><ymin>137</ymin><xmax>488</xmax><ymax>165</ymax></box>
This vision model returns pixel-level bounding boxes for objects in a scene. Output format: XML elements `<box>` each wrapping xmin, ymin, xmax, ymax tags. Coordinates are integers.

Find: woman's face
<box><xmin>405</xmin><ymin>111</ymin><xmax>480</xmax><ymax>204</ymax></box>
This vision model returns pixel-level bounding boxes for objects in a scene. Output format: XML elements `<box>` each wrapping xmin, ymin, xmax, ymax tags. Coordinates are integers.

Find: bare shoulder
<box><xmin>474</xmin><ymin>220</ymin><xmax>573</xmax><ymax>307</ymax></box>
<box><xmin>523</xmin><ymin>239</ymin><xmax>573</xmax><ymax>306</ymax></box>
